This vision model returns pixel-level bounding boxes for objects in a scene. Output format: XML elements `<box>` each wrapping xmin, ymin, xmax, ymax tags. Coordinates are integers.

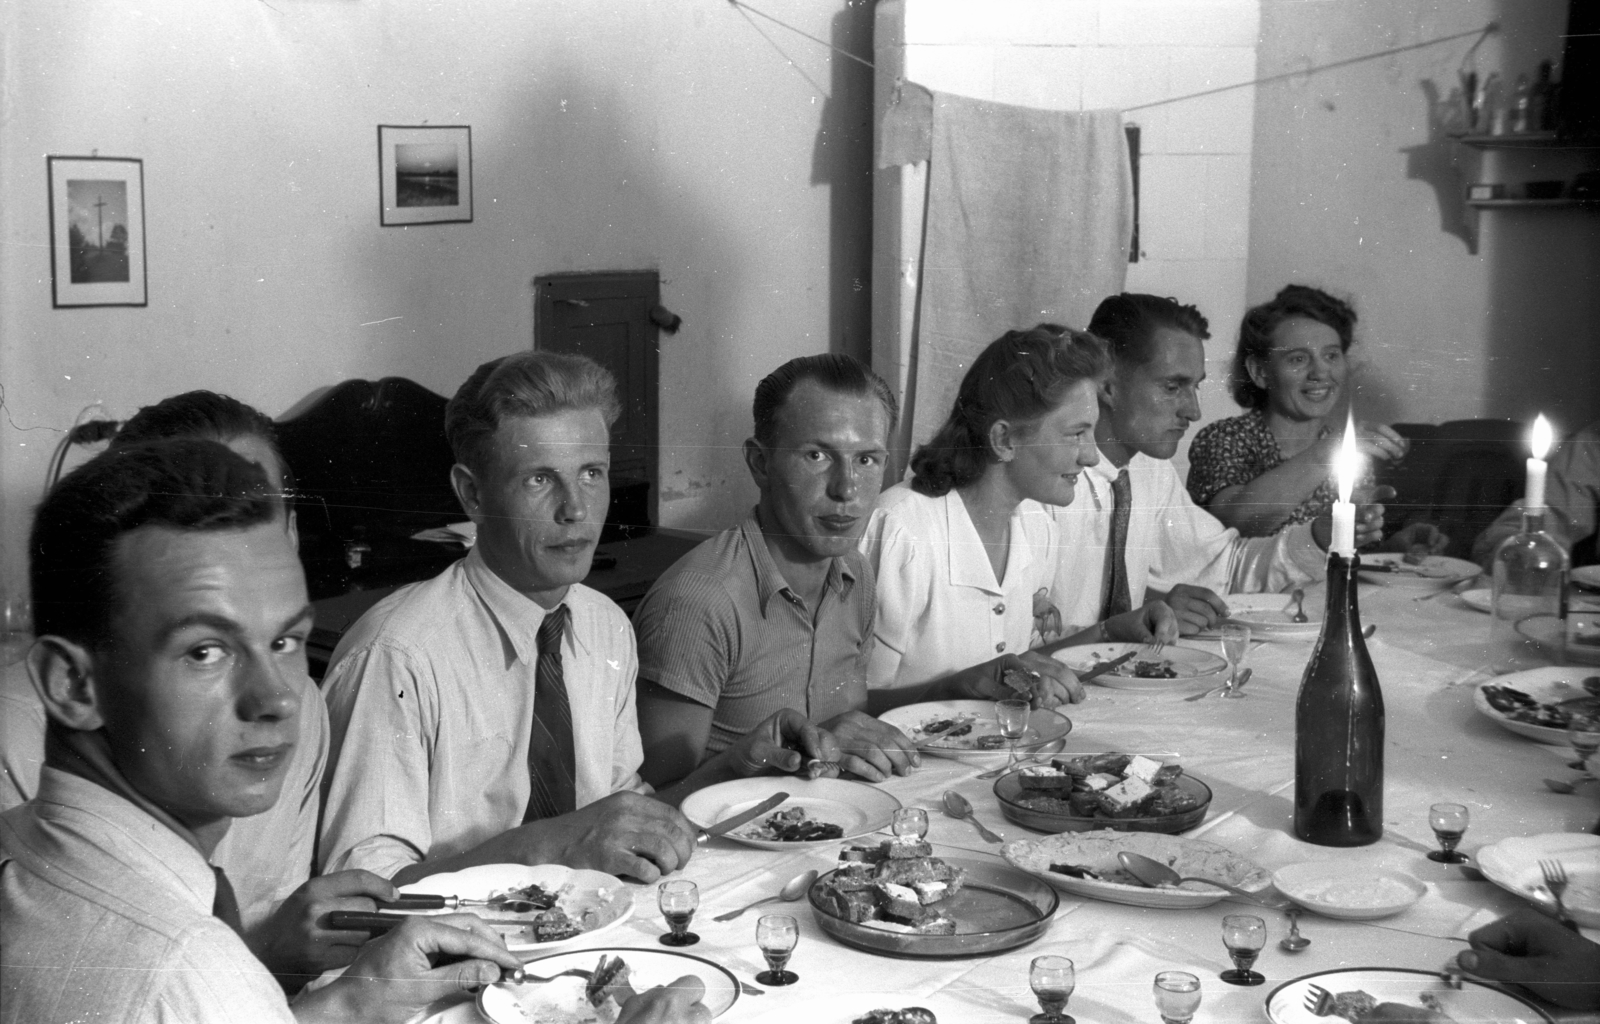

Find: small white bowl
<box><xmin>1272</xmin><ymin>861</ymin><xmax>1425</xmax><ymax>920</ymax></box>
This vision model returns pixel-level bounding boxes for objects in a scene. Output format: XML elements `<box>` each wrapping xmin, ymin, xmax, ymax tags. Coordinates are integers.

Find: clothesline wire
<box><xmin>726</xmin><ymin>1</ymin><xmax>1497</xmax><ymax>116</ymax></box>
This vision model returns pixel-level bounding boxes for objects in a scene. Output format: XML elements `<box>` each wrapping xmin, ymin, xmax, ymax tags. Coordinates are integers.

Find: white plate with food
<box><xmin>1458</xmin><ymin>587</ymin><xmax>1492</xmax><ymax>613</ymax></box>
<box><xmin>1264</xmin><ymin>968</ymin><xmax>1553</xmax><ymax>1024</ymax></box>
<box><xmin>1477</xmin><ymin>832</ymin><xmax>1600</xmax><ymax>928</ymax></box>
<box><xmin>479</xmin><ymin>948</ymin><xmax>740</xmax><ymax>1024</ymax></box>
<box><xmin>1517</xmin><ymin>611</ymin><xmax>1600</xmax><ymax>666</ymax></box>
<box><xmin>1474</xmin><ymin>666</ymin><xmax>1600</xmax><ymax>744</ymax></box>
<box><xmin>398</xmin><ymin>863</ymin><xmax>632</xmax><ymax>954</ymax></box>
<box><xmin>678</xmin><ymin>777</ymin><xmax>901</xmax><ymax>851</ymax></box>
<box><xmin>1051</xmin><ymin>643</ymin><xmax>1228</xmax><ymax>690</ymax></box>
<box><xmin>1222</xmin><ymin>593</ymin><xmax>1322</xmax><ymax>637</ymax></box>
<box><xmin>1356</xmin><ymin>552</ymin><xmax>1481</xmax><ymax>590</ymax></box>
<box><xmin>1271</xmin><ymin>862</ymin><xmax>1425</xmax><ymax>920</ymax></box>
<box><xmin>1002</xmin><ymin>829</ymin><xmax>1270</xmax><ymax>908</ymax></box>
<box><xmin>876</xmin><ymin>700</ymin><xmax>1073</xmax><ymax>764</ymax></box>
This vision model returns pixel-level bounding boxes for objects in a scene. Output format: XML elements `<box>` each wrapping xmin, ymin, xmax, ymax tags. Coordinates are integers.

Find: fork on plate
<box><xmin>514</xmin><ymin>967</ymin><xmax>593</xmax><ymax>985</ymax></box>
<box><xmin>1540</xmin><ymin>859</ymin><xmax>1577</xmax><ymax>929</ymax></box>
<box><xmin>1303</xmin><ymin>982</ymin><xmax>1336</xmax><ymax>1016</ymax></box>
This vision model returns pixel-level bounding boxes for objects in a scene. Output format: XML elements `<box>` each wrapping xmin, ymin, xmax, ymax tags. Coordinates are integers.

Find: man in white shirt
<box><xmin>1052</xmin><ymin>293</ymin><xmax>1389</xmax><ymax>635</ymax></box>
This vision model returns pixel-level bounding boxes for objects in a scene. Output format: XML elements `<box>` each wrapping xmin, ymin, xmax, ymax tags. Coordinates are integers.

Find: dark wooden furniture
<box><xmin>1376</xmin><ymin>419</ymin><xmax>1526</xmax><ymax>561</ymax></box>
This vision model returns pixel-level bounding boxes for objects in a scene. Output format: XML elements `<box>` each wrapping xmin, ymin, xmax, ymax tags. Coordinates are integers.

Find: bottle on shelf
<box><xmin>1491</xmin><ymin>506</ymin><xmax>1569</xmax><ymax>662</ymax></box>
<box><xmin>1532</xmin><ymin>61</ymin><xmax>1555</xmax><ymax>132</ymax></box>
<box><xmin>1510</xmin><ymin>73</ymin><xmax>1532</xmax><ymax>134</ymax></box>
<box><xmin>1293</xmin><ymin>551</ymin><xmax>1385</xmax><ymax>847</ymax></box>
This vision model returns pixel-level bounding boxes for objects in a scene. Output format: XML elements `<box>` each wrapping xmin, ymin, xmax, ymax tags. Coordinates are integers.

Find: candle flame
<box><xmin>1531</xmin><ymin>414</ymin><xmax>1554</xmax><ymax>460</ymax></box>
<box><xmin>1337</xmin><ymin>416</ymin><xmax>1361</xmax><ymax>504</ymax></box>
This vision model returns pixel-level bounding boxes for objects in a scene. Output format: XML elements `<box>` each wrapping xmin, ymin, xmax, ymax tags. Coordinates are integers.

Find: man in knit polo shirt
<box><xmin>633</xmin><ymin>355</ymin><xmax>921</xmax><ymax>784</ymax></box>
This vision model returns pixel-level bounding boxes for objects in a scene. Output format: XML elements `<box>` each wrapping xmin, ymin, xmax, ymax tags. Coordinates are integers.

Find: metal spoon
<box><xmin>1116</xmin><ymin>851</ymin><xmax>1285</xmax><ymax>906</ymax></box>
<box><xmin>941</xmin><ymin>790</ymin><xmax>1003</xmax><ymax>843</ymax></box>
<box><xmin>1222</xmin><ymin>667</ymin><xmax>1254</xmax><ymax>699</ymax></box>
<box><xmin>711</xmin><ymin>869</ymin><xmax>818</xmax><ymax>922</ymax></box>
<box><xmin>1543</xmin><ymin>776</ymin><xmax>1597</xmax><ymax>795</ymax></box>
<box><xmin>1279</xmin><ymin>908</ymin><xmax>1310</xmax><ymax>952</ymax></box>
<box><xmin>1290</xmin><ymin>589</ymin><xmax>1309</xmax><ymax>624</ymax></box>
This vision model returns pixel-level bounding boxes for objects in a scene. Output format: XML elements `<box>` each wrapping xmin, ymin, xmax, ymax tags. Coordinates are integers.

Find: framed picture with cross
<box><xmin>46</xmin><ymin>155</ymin><xmax>148</xmax><ymax>308</ymax></box>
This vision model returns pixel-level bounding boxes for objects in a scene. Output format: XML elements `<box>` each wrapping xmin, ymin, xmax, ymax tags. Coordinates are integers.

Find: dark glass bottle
<box><xmin>1294</xmin><ymin>551</ymin><xmax>1385</xmax><ymax>846</ymax></box>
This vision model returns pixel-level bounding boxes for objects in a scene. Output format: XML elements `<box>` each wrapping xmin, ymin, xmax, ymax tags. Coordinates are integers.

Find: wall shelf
<box><xmin>1452</xmin><ymin>132</ymin><xmax>1600</xmax><ymax>151</ymax></box>
<box><xmin>1467</xmin><ymin>197</ymin><xmax>1598</xmax><ymax>209</ymax></box>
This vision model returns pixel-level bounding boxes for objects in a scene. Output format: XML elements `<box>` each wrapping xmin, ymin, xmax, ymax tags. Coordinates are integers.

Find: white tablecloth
<box><xmin>441</xmin><ymin>584</ymin><xmax>1600</xmax><ymax>1024</ymax></box>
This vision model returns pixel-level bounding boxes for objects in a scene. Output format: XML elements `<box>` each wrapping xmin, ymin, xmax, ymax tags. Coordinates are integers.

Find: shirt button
<box><xmin>994</xmin><ymin>603</ymin><xmax>1005</xmax><ymax>615</ymax></box>
<box><xmin>995</xmin><ymin>641</ymin><xmax>1006</xmax><ymax>653</ymax></box>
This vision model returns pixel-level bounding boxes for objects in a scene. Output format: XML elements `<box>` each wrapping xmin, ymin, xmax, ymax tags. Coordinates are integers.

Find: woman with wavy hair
<box><xmin>862</xmin><ymin>324</ymin><xmax>1176</xmax><ymax>707</ymax></box>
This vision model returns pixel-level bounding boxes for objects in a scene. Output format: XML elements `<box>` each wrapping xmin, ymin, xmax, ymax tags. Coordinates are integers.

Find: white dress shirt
<box><xmin>862</xmin><ymin>484</ymin><xmax>1061</xmax><ymax>691</ymax></box>
<box><xmin>320</xmin><ymin>547</ymin><xmax>646</xmax><ymax>878</ymax></box>
<box><xmin>1050</xmin><ymin>451</ymin><xmax>1327</xmax><ymax>634</ymax></box>
<box><xmin>0</xmin><ymin>768</ymin><xmax>293</xmax><ymax>1024</ymax></box>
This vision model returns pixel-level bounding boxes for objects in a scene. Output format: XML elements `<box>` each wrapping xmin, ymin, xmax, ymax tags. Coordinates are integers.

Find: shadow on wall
<box><xmin>1401</xmin><ymin>80</ymin><xmax>1474</xmax><ymax>250</ymax></box>
<box><xmin>812</xmin><ymin>3</ymin><xmax>875</xmax><ymax>364</ymax></box>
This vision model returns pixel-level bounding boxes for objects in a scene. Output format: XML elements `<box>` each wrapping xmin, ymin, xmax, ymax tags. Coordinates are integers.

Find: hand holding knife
<box><xmin>694</xmin><ymin>791</ymin><xmax>789</xmax><ymax>844</ymax></box>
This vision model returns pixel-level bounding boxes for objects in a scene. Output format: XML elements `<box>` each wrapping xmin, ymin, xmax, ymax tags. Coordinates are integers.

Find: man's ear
<box><xmin>449</xmin><ymin>463</ymin><xmax>482</xmax><ymax>521</ymax></box>
<box><xmin>987</xmin><ymin>419</ymin><xmax>1017</xmax><ymax>463</ymax></box>
<box><xmin>1245</xmin><ymin>354</ymin><xmax>1269</xmax><ymax>392</ymax></box>
<box><xmin>285</xmin><ymin>508</ymin><xmax>300</xmax><ymax>552</ymax></box>
<box><xmin>743</xmin><ymin>437</ymin><xmax>770</xmax><ymax>489</ymax></box>
<box><xmin>1098</xmin><ymin>373</ymin><xmax>1120</xmax><ymax>412</ymax></box>
<box><xmin>28</xmin><ymin>636</ymin><xmax>106</xmax><ymax>732</ymax></box>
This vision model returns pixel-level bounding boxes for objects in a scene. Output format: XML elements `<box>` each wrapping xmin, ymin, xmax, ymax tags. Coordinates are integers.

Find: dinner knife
<box><xmin>1076</xmin><ymin>651</ymin><xmax>1137</xmax><ymax>682</ymax></box>
<box><xmin>695</xmin><ymin>791</ymin><xmax>789</xmax><ymax>843</ymax></box>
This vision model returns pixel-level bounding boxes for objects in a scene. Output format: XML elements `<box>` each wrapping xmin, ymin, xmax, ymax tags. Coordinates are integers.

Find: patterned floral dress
<box><xmin>1186</xmin><ymin>409</ymin><xmax>1337</xmax><ymax>535</ymax></box>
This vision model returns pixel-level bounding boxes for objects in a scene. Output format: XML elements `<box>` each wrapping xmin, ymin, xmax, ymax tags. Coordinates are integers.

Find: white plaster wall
<box><xmin>0</xmin><ymin>0</ymin><xmax>874</xmax><ymax>593</ymax></box>
<box><xmin>873</xmin><ymin>0</ymin><xmax>1261</xmax><ymax>474</ymax></box>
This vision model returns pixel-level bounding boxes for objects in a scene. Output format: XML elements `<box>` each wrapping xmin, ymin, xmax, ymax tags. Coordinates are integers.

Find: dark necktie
<box><xmin>523</xmin><ymin>604</ymin><xmax>577</xmax><ymax>822</ymax></box>
<box><xmin>212</xmin><ymin>865</ymin><xmax>244</xmax><ymax>936</ymax></box>
<box><xmin>1104</xmin><ymin>469</ymin><xmax>1133</xmax><ymax>619</ymax></box>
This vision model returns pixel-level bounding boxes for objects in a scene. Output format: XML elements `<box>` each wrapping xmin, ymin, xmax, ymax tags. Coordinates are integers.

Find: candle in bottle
<box><xmin>1526</xmin><ymin>414</ymin><xmax>1553</xmax><ymax>510</ymax></box>
<box><xmin>1330</xmin><ymin>417</ymin><xmax>1361</xmax><ymax>557</ymax></box>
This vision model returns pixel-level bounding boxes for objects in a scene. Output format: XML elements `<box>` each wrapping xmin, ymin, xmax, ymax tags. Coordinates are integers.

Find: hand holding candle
<box><xmin>1526</xmin><ymin>414</ymin><xmax>1553</xmax><ymax>510</ymax></box>
<box><xmin>1331</xmin><ymin>416</ymin><xmax>1362</xmax><ymax>557</ymax></box>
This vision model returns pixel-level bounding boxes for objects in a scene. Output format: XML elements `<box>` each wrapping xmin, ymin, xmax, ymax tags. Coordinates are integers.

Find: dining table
<box><xmin>431</xmin><ymin>580</ymin><xmax>1600</xmax><ymax>1024</ymax></box>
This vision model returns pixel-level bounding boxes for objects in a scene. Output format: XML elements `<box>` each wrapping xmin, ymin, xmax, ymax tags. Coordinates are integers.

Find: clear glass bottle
<box><xmin>1491</xmin><ymin>508</ymin><xmax>1569</xmax><ymax>660</ymax></box>
<box><xmin>1294</xmin><ymin>552</ymin><xmax>1385</xmax><ymax>847</ymax></box>
<box><xmin>1510</xmin><ymin>73</ymin><xmax>1532</xmax><ymax>133</ymax></box>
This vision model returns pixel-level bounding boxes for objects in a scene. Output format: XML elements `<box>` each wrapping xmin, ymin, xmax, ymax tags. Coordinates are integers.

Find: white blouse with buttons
<box><xmin>859</xmin><ymin>483</ymin><xmax>1061</xmax><ymax>691</ymax></box>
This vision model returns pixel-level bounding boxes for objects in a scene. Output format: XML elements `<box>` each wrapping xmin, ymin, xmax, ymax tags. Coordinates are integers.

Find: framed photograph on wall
<box><xmin>378</xmin><ymin>125</ymin><xmax>473</xmax><ymax>226</ymax></box>
<box><xmin>47</xmin><ymin>156</ymin><xmax>147</xmax><ymax>308</ymax></box>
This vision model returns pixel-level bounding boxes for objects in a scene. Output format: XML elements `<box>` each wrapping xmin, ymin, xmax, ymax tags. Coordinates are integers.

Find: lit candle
<box><xmin>1331</xmin><ymin>416</ymin><xmax>1361</xmax><ymax>557</ymax></box>
<box><xmin>1526</xmin><ymin>414</ymin><xmax>1553</xmax><ymax>510</ymax></box>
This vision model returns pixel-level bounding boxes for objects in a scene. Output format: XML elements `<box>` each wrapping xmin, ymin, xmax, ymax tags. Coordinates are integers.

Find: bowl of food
<box><xmin>1271</xmin><ymin>862</ymin><xmax>1425</xmax><ymax>920</ymax></box>
<box><xmin>993</xmin><ymin>752</ymin><xmax>1211</xmax><ymax>834</ymax></box>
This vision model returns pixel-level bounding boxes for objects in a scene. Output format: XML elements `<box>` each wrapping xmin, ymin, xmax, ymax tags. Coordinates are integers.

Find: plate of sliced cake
<box><xmin>993</xmin><ymin>752</ymin><xmax>1211</xmax><ymax>834</ymax></box>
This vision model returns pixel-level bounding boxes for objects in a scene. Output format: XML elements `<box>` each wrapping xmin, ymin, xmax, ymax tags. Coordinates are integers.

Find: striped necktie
<box><xmin>523</xmin><ymin>603</ymin><xmax>577</xmax><ymax>822</ymax></box>
<box><xmin>1104</xmin><ymin>469</ymin><xmax>1133</xmax><ymax>619</ymax></box>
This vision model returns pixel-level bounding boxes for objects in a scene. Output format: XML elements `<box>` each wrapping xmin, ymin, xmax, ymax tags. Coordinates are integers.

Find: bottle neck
<box><xmin>1520</xmin><ymin>507</ymin><xmax>1547</xmax><ymax>533</ymax></box>
<box><xmin>1322</xmin><ymin>551</ymin><xmax>1363</xmax><ymax>640</ymax></box>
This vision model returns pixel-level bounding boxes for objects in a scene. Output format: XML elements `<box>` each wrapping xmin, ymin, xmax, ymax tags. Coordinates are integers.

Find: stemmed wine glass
<box><xmin>755</xmin><ymin>914</ymin><xmax>799</xmax><ymax>986</ymax></box>
<box><xmin>1427</xmin><ymin>802</ymin><xmax>1470</xmax><ymax>863</ymax></box>
<box><xmin>1028</xmin><ymin>955</ymin><xmax>1075</xmax><ymax>1024</ymax></box>
<box><xmin>1153</xmin><ymin>971</ymin><xmax>1201</xmax><ymax>1024</ymax></box>
<box><xmin>1219</xmin><ymin>623</ymin><xmax>1250</xmax><ymax>697</ymax></box>
<box><xmin>1219</xmin><ymin>914</ymin><xmax>1266</xmax><ymax>985</ymax></box>
<box><xmin>892</xmin><ymin>806</ymin><xmax>929</xmax><ymax>840</ymax></box>
<box><xmin>1568</xmin><ymin>713</ymin><xmax>1600</xmax><ymax>773</ymax></box>
<box><xmin>657</xmin><ymin>880</ymin><xmax>699</xmax><ymax>946</ymax></box>
<box><xmin>996</xmin><ymin>699</ymin><xmax>1031</xmax><ymax>771</ymax></box>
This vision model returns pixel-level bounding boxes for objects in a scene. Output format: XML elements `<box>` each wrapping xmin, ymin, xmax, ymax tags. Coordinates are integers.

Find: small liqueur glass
<box><xmin>996</xmin><ymin>698</ymin><xmax>1031</xmax><ymax>771</ymax></box>
<box><xmin>1219</xmin><ymin>623</ymin><xmax>1250</xmax><ymax>697</ymax></box>
<box><xmin>892</xmin><ymin>806</ymin><xmax>930</xmax><ymax>841</ymax></box>
<box><xmin>755</xmin><ymin>914</ymin><xmax>799</xmax><ymax>986</ymax></box>
<box><xmin>1427</xmin><ymin>802</ymin><xmax>1470</xmax><ymax>864</ymax></box>
<box><xmin>657</xmin><ymin>879</ymin><xmax>699</xmax><ymax>947</ymax></box>
<box><xmin>1153</xmin><ymin>971</ymin><xmax>1202</xmax><ymax>1024</ymax></box>
<box><xmin>1219</xmin><ymin>914</ymin><xmax>1266</xmax><ymax>986</ymax></box>
<box><xmin>1569</xmin><ymin>713</ymin><xmax>1600</xmax><ymax>772</ymax></box>
<box><xmin>1028</xmin><ymin>955</ymin><xmax>1075</xmax><ymax>1024</ymax></box>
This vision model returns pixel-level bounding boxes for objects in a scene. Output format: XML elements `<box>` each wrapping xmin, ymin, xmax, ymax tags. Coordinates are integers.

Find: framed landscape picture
<box><xmin>378</xmin><ymin>125</ymin><xmax>473</xmax><ymax>226</ymax></box>
<box><xmin>47</xmin><ymin>156</ymin><xmax>147</xmax><ymax>308</ymax></box>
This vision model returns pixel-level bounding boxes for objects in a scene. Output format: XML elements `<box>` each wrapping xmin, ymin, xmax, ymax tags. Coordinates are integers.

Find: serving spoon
<box><xmin>711</xmin><ymin>869</ymin><xmax>818</xmax><ymax>922</ymax></box>
<box><xmin>1543</xmin><ymin>775</ymin><xmax>1597</xmax><ymax>795</ymax></box>
<box><xmin>942</xmin><ymin>790</ymin><xmax>1003</xmax><ymax>843</ymax></box>
<box><xmin>1279</xmin><ymin>908</ymin><xmax>1311</xmax><ymax>952</ymax></box>
<box><xmin>1116</xmin><ymin>852</ymin><xmax>1285</xmax><ymax>906</ymax></box>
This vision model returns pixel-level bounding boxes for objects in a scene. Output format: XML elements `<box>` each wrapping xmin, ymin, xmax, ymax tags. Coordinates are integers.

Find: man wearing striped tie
<box><xmin>320</xmin><ymin>352</ymin><xmax>832</xmax><ymax>888</ymax></box>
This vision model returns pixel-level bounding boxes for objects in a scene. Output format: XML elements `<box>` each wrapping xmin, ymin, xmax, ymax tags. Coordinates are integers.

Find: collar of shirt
<box><xmin>941</xmin><ymin>488</ymin><xmax>1028</xmax><ymax>594</ymax></box>
<box><xmin>461</xmin><ymin>546</ymin><xmax>590</xmax><ymax>665</ymax></box>
<box><xmin>741</xmin><ymin>510</ymin><xmax>857</xmax><ymax>617</ymax></box>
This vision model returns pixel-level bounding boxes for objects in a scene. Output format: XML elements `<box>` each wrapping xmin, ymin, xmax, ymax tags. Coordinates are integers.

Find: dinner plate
<box><xmin>1271</xmin><ymin>861</ymin><xmax>1425</xmax><ymax>919</ymax></box>
<box><xmin>1222</xmin><ymin>593</ymin><xmax>1322</xmax><ymax>637</ymax></box>
<box><xmin>1264</xmin><ymin>968</ymin><xmax>1552</xmax><ymax>1024</ymax></box>
<box><xmin>1001</xmin><ymin>829</ymin><xmax>1270</xmax><ymax>908</ymax></box>
<box><xmin>1357</xmin><ymin>552</ymin><xmax>1481</xmax><ymax>590</ymax></box>
<box><xmin>992</xmin><ymin>758</ymin><xmax>1212</xmax><ymax>835</ymax></box>
<box><xmin>1517</xmin><ymin>611</ymin><xmax>1600</xmax><ymax>665</ymax></box>
<box><xmin>876</xmin><ymin>700</ymin><xmax>1073</xmax><ymax>764</ymax></box>
<box><xmin>399</xmin><ymin>863</ymin><xmax>632</xmax><ymax>954</ymax></box>
<box><xmin>1472</xmin><ymin>666</ymin><xmax>1600</xmax><ymax>744</ymax></box>
<box><xmin>678</xmin><ymin>777</ymin><xmax>901</xmax><ymax>850</ymax></box>
<box><xmin>1574</xmin><ymin>565</ymin><xmax>1600</xmax><ymax>591</ymax></box>
<box><xmin>1458</xmin><ymin>587</ymin><xmax>1492</xmax><ymax>613</ymax></box>
<box><xmin>1476</xmin><ymin>832</ymin><xmax>1600</xmax><ymax>928</ymax></box>
<box><xmin>1051</xmin><ymin>643</ymin><xmax>1228</xmax><ymax>689</ymax></box>
<box><xmin>479</xmin><ymin>947</ymin><xmax>740</xmax><ymax>1024</ymax></box>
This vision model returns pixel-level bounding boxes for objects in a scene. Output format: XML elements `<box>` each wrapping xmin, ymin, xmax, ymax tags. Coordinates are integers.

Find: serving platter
<box><xmin>1472</xmin><ymin>666</ymin><xmax>1600</xmax><ymax>744</ymax></box>
<box><xmin>807</xmin><ymin>856</ymin><xmax>1057</xmax><ymax>959</ymax></box>
<box><xmin>1264</xmin><ymin>968</ymin><xmax>1552</xmax><ymax>1024</ymax></box>
<box><xmin>1476</xmin><ymin>832</ymin><xmax>1600</xmax><ymax>929</ymax></box>
<box><xmin>992</xmin><ymin>760</ymin><xmax>1211</xmax><ymax>835</ymax></box>
<box><xmin>1002</xmin><ymin>829</ymin><xmax>1270</xmax><ymax>909</ymax></box>
<box><xmin>1270</xmin><ymin>861</ymin><xmax>1425</xmax><ymax>919</ymax></box>
<box><xmin>679</xmin><ymin>777</ymin><xmax>900</xmax><ymax>851</ymax></box>
<box><xmin>1517</xmin><ymin>611</ymin><xmax>1600</xmax><ymax>665</ymax></box>
<box><xmin>1356</xmin><ymin>552</ymin><xmax>1480</xmax><ymax>590</ymax></box>
<box><xmin>1222</xmin><ymin>593</ymin><xmax>1322</xmax><ymax>638</ymax></box>
<box><xmin>479</xmin><ymin>948</ymin><xmax>740</xmax><ymax>1024</ymax></box>
<box><xmin>1051</xmin><ymin>643</ymin><xmax>1227</xmax><ymax>690</ymax></box>
<box><xmin>399</xmin><ymin>863</ymin><xmax>632</xmax><ymax>954</ymax></box>
<box><xmin>876</xmin><ymin>700</ymin><xmax>1072</xmax><ymax>764</ymax></box>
